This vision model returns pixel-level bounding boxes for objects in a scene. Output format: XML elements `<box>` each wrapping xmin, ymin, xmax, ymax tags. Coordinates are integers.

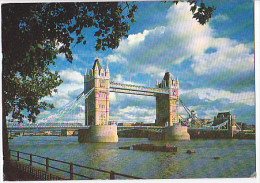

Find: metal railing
<box><xmin>10</xmin><ymin>150</ymin><xmax>142</xmax><ymax>180</ymax></box>
<box><xmin>9</xmin><ymin>159</ymin><xmax>64</xmax><ymax>180</ymax></box>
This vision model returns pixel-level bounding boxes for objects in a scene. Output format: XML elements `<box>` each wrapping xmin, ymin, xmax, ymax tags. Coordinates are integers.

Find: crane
<box><xmin>178</xmin><ymin>98</ymin><xmax>206</xmax><ymax>127</ymax></box>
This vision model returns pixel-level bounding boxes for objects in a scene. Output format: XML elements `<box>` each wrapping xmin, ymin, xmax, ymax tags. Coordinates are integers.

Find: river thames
<box><xmin>9</xmin><ymin>136</ymin><xmax>255</xmax><ymax>180</ymax></box>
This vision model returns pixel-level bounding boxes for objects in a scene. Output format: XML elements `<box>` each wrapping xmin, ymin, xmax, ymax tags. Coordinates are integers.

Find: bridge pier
<box><xmin>78</xmin><ymin>125</ymin><xmax>118</xmax><ymax>143</ymax></box>
<box><xmin>165</xmin><ymin>123</ymin><xmax>190</xmax><ymax>141</ymax></box>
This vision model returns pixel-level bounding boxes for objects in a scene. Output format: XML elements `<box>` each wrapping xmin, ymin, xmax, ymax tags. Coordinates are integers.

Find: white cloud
<box><xmin>110</xmin><ymin>106</ymin><xmax>156</xmax><ymax>123</ymax></box>
<box><xmin>112</xmin><ymin>74</ymin><xmax>142</xmax><ymax>86</ymax></box>
<box><xmin>105</xmin><ymin>54</ymin><xmax>127</xmax><ymax>64</ymax></box>
<box><xmin>143</xmin><ymin>66</ymin><xmax>165</xmax><ymax>79</ymax></box>
<box><xmin>107</xmin><ymin>2</ymin><xmax>214</xmax><ymax>76</ymax></box>
<box><xmin>112</xmin><ymin>74</ymin><xmax>124</xmax><ymax>83</ymax></box>
<box><xmin>179</xmin><ymin>87</ymin><xmax>255</xmax><ymax>122</ymax></box>
<box><xmin>104</xmin><ymin>2</ymin><xmax>253</xmax><ymax>85</ymax></box>
<box><xmin>40</xmin><ymin>69</ymin><xmax>84</xmax><ymax>113</ymax></box>
<box><xmin>116</xmin><ymin>30</ymin><xmax>151</xmax><ymax>54</ymax></box>
<box><xmin>109</xmin><ymin>75</ymin><xmax>154</xmax><ymax>106</ymax></box>
<box><xmin>191</xmin><ymin>39</ymin><xmax>254</xmax><ymax>75</ymax></box>
<box><xmin>59</xmin><ymin>69</ymin><xmax>84</xmax><ymax>84</ymax></box>
<box><xmin>181</xmin><ymin>88</ymin><xmax>255</xmax><ymax>106</ymax></box>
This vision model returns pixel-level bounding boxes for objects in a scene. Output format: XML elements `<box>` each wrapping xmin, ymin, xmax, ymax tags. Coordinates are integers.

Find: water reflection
<box><xmin>9</xmin><ymin>136</ymin><xmax>255</xmax><ymax>179</ymax></box>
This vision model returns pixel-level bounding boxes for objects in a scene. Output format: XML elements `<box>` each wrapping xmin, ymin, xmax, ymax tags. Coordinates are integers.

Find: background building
<box><xmin>213</xmin><ymin>112</ymin><xmax>232</xmax><ymax>126</ymax></box>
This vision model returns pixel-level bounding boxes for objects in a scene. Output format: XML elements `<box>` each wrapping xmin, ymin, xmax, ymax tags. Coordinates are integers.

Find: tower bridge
<box><xmin>84</xmin><ymin>58</ymin><xmax>180</xmax><ymax>127</ymax></box>
<box><xmin>79</xmin><ymin>58</ymin><xmax>190</xmax><ymax>142</ymax></box>
<box><xmin>8</xmin><ymin>58</ymin><xmax>238</xmax><ymax>142</ymax></box>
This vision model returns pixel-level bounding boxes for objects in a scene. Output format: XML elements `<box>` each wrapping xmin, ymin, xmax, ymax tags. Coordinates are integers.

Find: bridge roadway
<box><xmin>7</xmin><ymin>125</ymin><xmax>90</xmax><ymax>131</ymax></box>
<box><xmin>7</xmin><ymin>125</ymin><xmax>165</xmax><ymax>132</ymax></box>
<box><xmin>7</xmin><ymin>125</ymin><xmax>225</xmax><ymax>132</ymax></box>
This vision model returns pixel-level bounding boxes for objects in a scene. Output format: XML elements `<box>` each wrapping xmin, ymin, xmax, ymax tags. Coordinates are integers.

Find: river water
<box><xmin>8</xmin><ymin>136</ymin><xmax>255</xmax><ymax>180</ymax></box>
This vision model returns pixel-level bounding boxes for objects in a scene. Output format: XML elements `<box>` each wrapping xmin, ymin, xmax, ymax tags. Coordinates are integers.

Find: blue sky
<box><xmin>38</xmin><ymin>1</ymin><xmax>255</xmax><ymax>125</ymax></box>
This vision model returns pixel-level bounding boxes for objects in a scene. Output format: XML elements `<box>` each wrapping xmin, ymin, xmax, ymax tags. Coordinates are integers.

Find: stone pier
<box><xmin>78</xmin><ymin>125</ymin><xmax>118</xmax><ymax>143</ymax></box>
<box><xmin>165</xmin><ymin>123</ymin><xmax>190</xmax><ymax>141</ymax></box>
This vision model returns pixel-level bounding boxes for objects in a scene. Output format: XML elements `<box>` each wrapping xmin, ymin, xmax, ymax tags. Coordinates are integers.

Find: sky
<box><xmin>37</xmin><ymin>0</ymin><xmax>255</xmax><ymax>125</ymax></box>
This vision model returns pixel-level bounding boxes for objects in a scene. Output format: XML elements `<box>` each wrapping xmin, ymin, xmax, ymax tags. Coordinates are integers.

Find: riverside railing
<box><xmin>10</xmin><ymin>150</ymin><xmax>142</xmax><ymax>180</ymax></box>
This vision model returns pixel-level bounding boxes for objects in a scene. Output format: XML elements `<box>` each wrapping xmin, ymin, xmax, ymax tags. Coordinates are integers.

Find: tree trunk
<box><xmin>2</xmin><ymin>108</ymin><xmax>11</xmax><ymax>179</ymax></box>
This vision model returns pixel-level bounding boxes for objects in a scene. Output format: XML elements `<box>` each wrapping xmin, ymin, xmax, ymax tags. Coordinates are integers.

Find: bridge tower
<box><xmin>156</xmin><ymin>71</ymin><xmax>179</xmax><ymax>126</ymax></box>
<box><xmin>156</xmin><ymin>71</ymin><xmax>190</xmax><ymax>140</ymax></box>
<box><xmin>84</xmin><ymin>58</ymin><xmax>110</xmax><ymax>126</ymax></box>
<box><xmin>79</xmin><ymin>58</ymin><xmax>118</xmax><ymax>142</ymax></box>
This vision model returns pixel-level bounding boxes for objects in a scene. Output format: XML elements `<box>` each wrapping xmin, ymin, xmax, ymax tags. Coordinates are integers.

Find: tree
<box><xmin>2</xmin><ymin>2</ymin><xmax>138</xmax><ymax>179</ymax></box>
<box><xmin>2</xmin><ymin>1</ymin><xmax>215</xmax><ymax>180</ymax></box>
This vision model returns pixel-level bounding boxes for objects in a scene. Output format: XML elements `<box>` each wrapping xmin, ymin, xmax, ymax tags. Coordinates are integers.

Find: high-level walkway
<box><xmin>110</xmin><ymin>82</ymin><xmax>169</xmax><ymax>96</ymax></box>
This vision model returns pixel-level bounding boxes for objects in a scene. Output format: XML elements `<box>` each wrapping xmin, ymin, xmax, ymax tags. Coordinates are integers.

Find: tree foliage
<box><xmin>172</xmin><ymin>1</ymin><xmax>216</xmax><ymax>25</ymax></box>
<box><xmin>2</xmin><ymin>2</ymin><xmax>138</xmax><ymax>122</ymax></box>
<box><xmin>188</xmin><ymin>1</ymin><xmax>216</xmax><ymax>25</ymax></box>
